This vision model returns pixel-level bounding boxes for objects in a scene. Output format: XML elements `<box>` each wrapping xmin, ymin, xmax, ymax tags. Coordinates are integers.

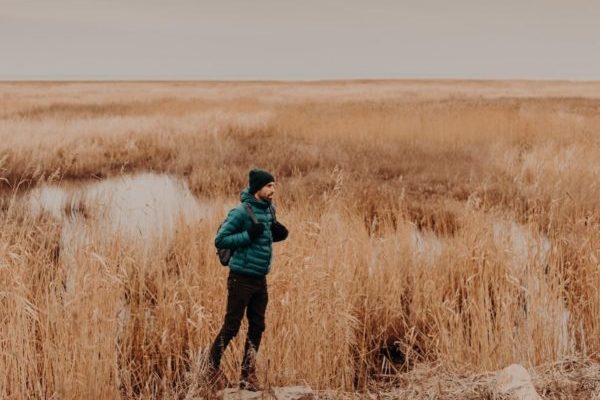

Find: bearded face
<box><xmin>255</xmin><ymin>182</ymin><xmax>275</xmax><ymax>202</ymax></box>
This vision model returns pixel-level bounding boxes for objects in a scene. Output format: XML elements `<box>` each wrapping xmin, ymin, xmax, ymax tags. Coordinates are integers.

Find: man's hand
<box><xmin>247</xmin><ymin>223</ymin><xmax>265</xmax><ymax>240</ymax></box>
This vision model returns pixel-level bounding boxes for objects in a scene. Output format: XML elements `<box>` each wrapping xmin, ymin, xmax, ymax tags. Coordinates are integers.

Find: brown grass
<box><xmin>0</xmin><ymin>80</ymin><xmax>598</xmax><ymax>399</ymax></box>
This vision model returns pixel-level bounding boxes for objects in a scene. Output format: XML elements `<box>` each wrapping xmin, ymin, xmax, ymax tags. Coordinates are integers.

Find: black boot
<box><xmin>239</xmin><ymin>341</ymin><xmax>262</xmax><ymax>391</ymax></box>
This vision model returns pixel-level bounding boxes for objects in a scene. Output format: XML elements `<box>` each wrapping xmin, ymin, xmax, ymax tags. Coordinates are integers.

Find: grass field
<box><xmin>0</xmin><ymin>80</ymin><xmax>598</xmax><ymax>399</ymax></box>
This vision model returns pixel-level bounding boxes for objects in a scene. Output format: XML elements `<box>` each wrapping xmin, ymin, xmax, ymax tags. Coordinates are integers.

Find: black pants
<box><xmin>209</xmin><ymin>270</ymin><xmax>268</xmax><ymax>377</ymax></box>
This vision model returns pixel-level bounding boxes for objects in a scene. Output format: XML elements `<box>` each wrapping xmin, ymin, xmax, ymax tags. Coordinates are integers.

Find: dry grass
<box><xmin>0</xmin><ymin>80</ymin><xmax>598</xmax><ymax>399</ymax></box>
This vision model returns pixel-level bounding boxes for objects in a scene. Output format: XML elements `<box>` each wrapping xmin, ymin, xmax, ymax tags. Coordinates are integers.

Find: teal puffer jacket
<box><xmin>214</xmin><ymin>187</ymin><xmax>275</xmax><ymax>277</ymax></box>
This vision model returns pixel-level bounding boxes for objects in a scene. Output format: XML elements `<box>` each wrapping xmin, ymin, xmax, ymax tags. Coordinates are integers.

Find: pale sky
<box><xmin>1</xmin><ymin>0</ymin><xmax>599</xmax><ymax>80</ymax></box>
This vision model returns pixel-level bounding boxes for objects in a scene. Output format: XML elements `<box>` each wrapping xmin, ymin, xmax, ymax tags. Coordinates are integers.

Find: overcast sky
<box><xmin>1</xmin><ymin>0</ymin><xmax>599</xmax><ymax>80</ymax></box>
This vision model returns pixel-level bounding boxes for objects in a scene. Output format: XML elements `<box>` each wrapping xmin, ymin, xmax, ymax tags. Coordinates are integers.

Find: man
<box><xmin>209</xmin><ymin>168</ymin><xmax>288</xmax><ymax>392</ymax></box>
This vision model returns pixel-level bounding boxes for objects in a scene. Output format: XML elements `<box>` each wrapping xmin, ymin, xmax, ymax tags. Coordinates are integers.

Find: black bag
<box><xmin>269</xmin><ymin>205</ymin><xmax>289</xmax><ymax>242</ymax></box>
<box><xmin>216</xmin><ymin>204</ymin><xmax>258</xmax><ymax>266</ymax></box>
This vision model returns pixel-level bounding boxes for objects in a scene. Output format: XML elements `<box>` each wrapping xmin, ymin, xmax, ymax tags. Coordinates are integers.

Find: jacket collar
<box><xmin>240</xmin><ymin>186</ymin><xmax>271</xmax><ymax>209</ymax></box>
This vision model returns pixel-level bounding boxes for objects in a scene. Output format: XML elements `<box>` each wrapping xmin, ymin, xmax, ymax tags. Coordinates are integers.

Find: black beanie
<box><xmin>249</xmin><ymin>169</ymin><xmax>275</xmax><ymax>194</ymax></box>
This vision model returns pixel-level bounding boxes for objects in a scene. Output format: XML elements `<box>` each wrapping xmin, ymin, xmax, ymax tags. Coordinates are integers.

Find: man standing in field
<box><xmin>208</xmin><ymin>168</ymin><xmax>288</xmax><ymax>392</ymax></box>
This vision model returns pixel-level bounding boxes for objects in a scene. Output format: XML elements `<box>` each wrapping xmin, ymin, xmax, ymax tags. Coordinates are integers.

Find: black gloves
<box><xmin>247</xmin><ymin>221</ymin><xmax>288</xmax><ymax>242</ymax></box>
<box><xmin>271</xmin><ymin>221</ymin><xmax>289</xmax><ymax>242</ymax></box>
<box><xmin>247</xmin><ymin>223</ymin><xmax>265</xmax><ymax>241</ymax></box>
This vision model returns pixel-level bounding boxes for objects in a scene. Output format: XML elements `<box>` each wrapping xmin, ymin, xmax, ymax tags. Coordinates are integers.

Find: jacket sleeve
<box><xmin>215</xmin><ymin>207</ymin><xmax>251</xmax><ymax>249</ymax></box>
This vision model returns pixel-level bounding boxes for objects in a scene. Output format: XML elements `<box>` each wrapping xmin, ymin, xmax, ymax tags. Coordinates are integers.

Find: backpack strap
<box><xmin>243</xmin><ymin>203</ymin><xmax>259</xmax><ymax>224</ymax></box>
<box><xmin>269</xmin><ymin>204</ymin><xmax>277</xmax><ymax>222</ymax></box>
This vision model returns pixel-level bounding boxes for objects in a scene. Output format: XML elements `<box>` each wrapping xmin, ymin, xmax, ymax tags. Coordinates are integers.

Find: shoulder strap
<box><xmin>269</xmin><ymin>205</ymin><xmax>277</xmax><ymax>222</ymax></box>
<box><xmin>243</xmin><ymin>203</ymin><xmax>259</xmax><ymax>224</ymax></box>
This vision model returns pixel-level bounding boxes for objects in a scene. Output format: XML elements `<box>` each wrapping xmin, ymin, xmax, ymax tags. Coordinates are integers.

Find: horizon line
<box><xmin>3</xmin><ymin>77</ymin><xmax>600</xmax><ymax>84</ymax></box>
